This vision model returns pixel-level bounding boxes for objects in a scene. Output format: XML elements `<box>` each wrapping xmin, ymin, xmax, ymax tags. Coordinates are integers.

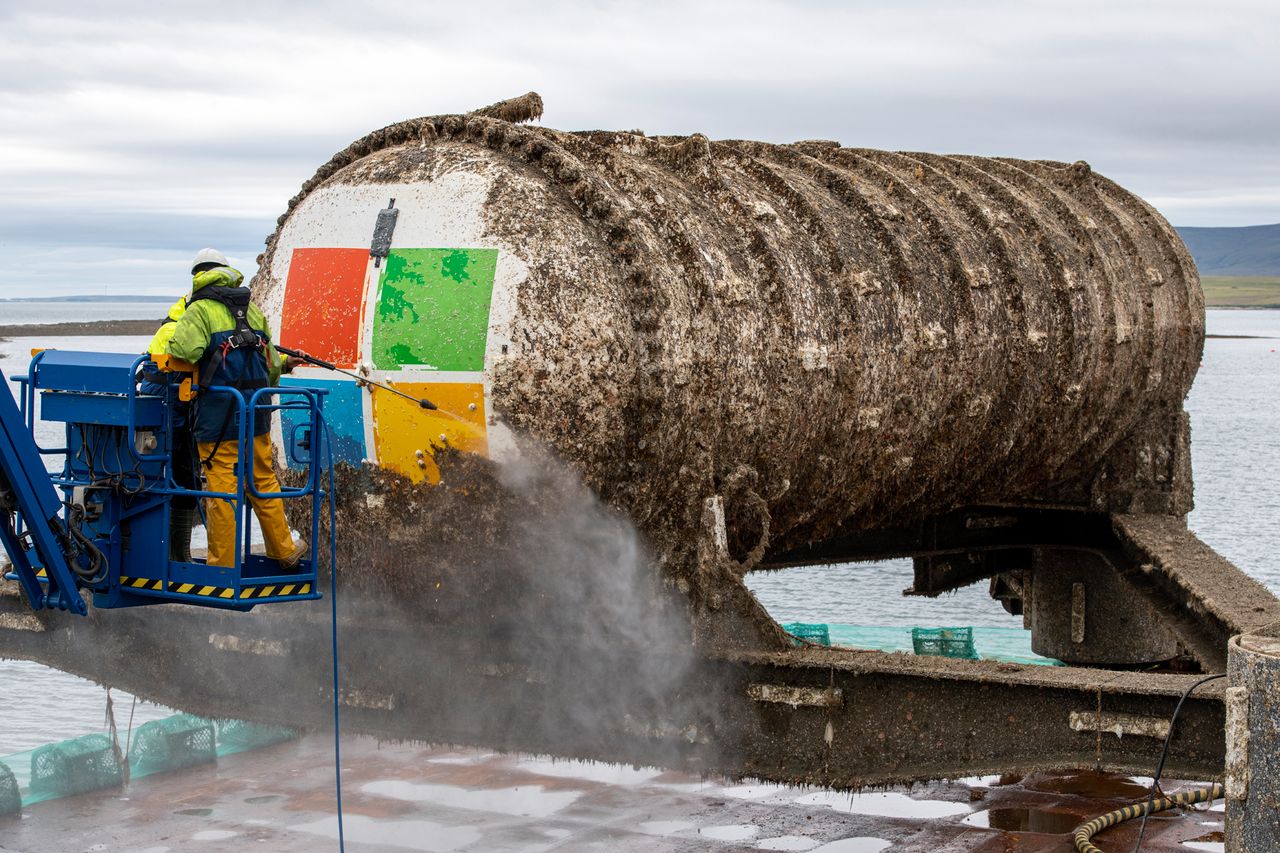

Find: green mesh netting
<box><xmin>783</xmin><ymin>622</ymin><xmax>831</xmax><ymax>646</ymax></box>
<box><xmin>0</xmin><ymin>761</ymin><xmax>20</xmax><ymax>817</ymax></box>
<box><xmin>128</xmin><ymin>714</ymin><xmax>216</xmax><ymax>776</ymax></box>
<box><xmin>3</xmin><ymin>714</ymin><xmax>302</xmax><ymax>810</ymax></box>
<box><xmin>29</xmin><ymin>734</ymin><xmax>123</xmax><ymax>799</ymax></box>
<box><xmin>912</xmin><ymin>626</ymin><xmax>979</xmax><ymax>659</ymax></box>
<box><xmin>213</xmin><ymin>719</ymin><xmax>299</xmax><ymax>756</ymax></box>
<box><xmin>823</xmin><ymin>624</ymin><xmax>1058</xmax><ymax>665</ymax></box>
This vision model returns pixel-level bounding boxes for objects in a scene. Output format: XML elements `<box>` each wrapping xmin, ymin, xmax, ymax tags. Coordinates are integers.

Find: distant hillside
<box><xmin>1201</xmin><ymin>276</ymin><xmax>1280</xmax><ymax>308</ymax></box>
<box><xmin>1176</xmin><ymin>223</ymin><xmax>1280</xmax><ymax>276</ymax></box>
<box><xmin>0</xmin><ymin>294</ymin><xmax>173</xmax><ymax>303</ymax></box>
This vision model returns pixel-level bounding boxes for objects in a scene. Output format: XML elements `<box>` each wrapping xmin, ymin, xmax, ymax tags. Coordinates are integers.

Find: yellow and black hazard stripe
<box><xmin>1071</xmin><ymin>783</ymin><xmax>1223</xmax><ymax>853</ymax></box>
<box><xmin>120</xmin><ymin>576</ymin><xmax>166</xmax><ymax>592</ymax></box>
<box><xmin>238</xmin><ymin>583</ymin><xmax>313</xmax><ymax>600</ymax></box>
<box><xmin>169</xmin><ymin>582</ymin><xmax>237</xmax><ymax>600</ymax></box>
<box><xmin>118</xmin><ymin>576</ymin><xmax>313</xmax><ymax>601</ymax></box>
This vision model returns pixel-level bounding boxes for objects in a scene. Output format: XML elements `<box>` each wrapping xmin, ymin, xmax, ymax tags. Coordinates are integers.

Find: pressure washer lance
<box><xmin>276</xmin><ymin>345</ymin><xmax>437</xmax><ymax>410</ymax></box>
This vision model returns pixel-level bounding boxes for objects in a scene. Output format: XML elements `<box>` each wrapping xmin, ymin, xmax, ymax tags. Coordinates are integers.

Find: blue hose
<box><xmin>316</xmin><ymin>409</ymin><xmax>345</xmax><ymax>852</ymax></box>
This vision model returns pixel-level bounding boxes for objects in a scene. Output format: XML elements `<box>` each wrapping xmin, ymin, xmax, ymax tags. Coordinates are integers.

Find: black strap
<box><xmin>188</xmin><ymin>283</ymin><xmax>251</xmax><ymax>313</ymax></box>
<box><xmin>189</xmin><ymin>285</ymin><xmax>270</xmax><ymax>467</ymax></box>
<box><xmin>191</xmin><ymin>286</ymin><xmax>267</xmax><ymax>385</ymax></box>
<box><xmin>190</xmin><ymin>286</ymin><xmax>265</xmax><ymax>357</ymax></box>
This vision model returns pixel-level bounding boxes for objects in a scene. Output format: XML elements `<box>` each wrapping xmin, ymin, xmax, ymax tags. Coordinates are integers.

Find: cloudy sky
<box><xmin>0</xmin><ymin>0</ymin><xmax>1276</xmax><ymax>298</ymax></box>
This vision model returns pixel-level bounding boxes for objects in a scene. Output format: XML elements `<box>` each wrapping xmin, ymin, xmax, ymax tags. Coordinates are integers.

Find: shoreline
<box><xmin>0</xmin><ymin>319</ymin><xmax>158</xmax><ymax>341</ymax></box>
<box><xmin>1206</xmin><ymin>333</ymin><xmax>1276</xmax><ymax>339</ymax></box>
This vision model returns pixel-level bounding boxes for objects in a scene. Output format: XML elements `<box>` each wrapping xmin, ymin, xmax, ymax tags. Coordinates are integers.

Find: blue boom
<box><xmin>0</xmin><ymin>350</ymin><xmax>328</xmax><ymax>614</ymax></box>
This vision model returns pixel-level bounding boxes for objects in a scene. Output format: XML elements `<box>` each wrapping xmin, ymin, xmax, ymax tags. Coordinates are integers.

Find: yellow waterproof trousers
<box><xmin>198</xmin><ymin>433</ymin><xmax>296</xmax><ymax>568</ymax></box>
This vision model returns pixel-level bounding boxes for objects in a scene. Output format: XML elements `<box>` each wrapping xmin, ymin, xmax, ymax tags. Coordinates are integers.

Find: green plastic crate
<box><xmin>129</xmin><ymin>714</ymin><xmax>216</xmax><ymax>776</ymax></box>
<box><xmin>213</xmin><ymin>719</ymin><xmax>298</xmax><ymax>755</ymax></box>
<box><xmin>912</xmin><ymin>626</ymin><xmax>978</xmax><ymax>660</ymax></box>
<box><xmin>29</xmin><ymin>734</ymin><xmax>122</xmax><ymax>798</ymax></box>
<box><xmin>783</xmin><ymin>622</ymin><xmax>831</xmax><ymax>647</ymax></box>
<box><xmin>0</xmin><ymin>761</ymin><xmax>19</xmax><ymax>817</ymax></box>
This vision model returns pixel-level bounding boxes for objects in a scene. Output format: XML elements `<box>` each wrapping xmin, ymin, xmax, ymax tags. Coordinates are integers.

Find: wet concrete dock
<box><xmin>0</xmin><ymin>737</ymin><xmax>1224</xmax><ymax>852</ymax></box>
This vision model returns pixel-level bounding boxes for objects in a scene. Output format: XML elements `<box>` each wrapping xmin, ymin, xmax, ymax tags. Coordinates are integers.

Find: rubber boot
<box><xmin>279</xmin><ymin>540</ymin><xmax>309</xmax><ymax>572</ymax></box>
<box><xmin>169</xmin><ymin>506</ymin><xmax>196</xmax><ymax>563</ymax></box>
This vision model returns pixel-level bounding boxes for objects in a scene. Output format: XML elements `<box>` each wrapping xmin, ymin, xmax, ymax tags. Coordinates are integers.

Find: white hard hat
<box><xmin>191</xmin><ymin>247</ymin><xmax>229</xmax><ymax>274</ymax></box>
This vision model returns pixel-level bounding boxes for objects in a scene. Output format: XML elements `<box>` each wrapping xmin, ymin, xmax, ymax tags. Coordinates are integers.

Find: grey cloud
<box><xmin>0</xmin><ymin>0</ymin><xmax>1276</xmax><ymax>294</ymax></box>
<box><xmin>0</xmin><ymin>210</ymin><xmax>270</xmax><ymax>252</ymax></box>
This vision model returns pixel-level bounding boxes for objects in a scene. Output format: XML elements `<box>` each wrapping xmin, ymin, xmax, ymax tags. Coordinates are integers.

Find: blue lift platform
<box><xmin>0</xmin><ymin>350</ymin><xmax>329</xmax><ymax>614</ymax></box>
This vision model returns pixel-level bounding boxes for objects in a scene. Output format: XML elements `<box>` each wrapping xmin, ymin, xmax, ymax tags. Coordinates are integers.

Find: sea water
<box><xmin>0</xmin><ymin>300</ymin><xmax>171</xmax><ymax>326</ymax></box>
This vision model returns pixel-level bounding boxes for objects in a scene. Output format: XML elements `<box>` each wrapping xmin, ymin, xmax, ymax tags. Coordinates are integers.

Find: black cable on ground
<box><xmin>1131</xmin><ymin>673</ymin><xmax>1227</xmax><ymax>851</ymax></box>
<box><xmin>1070</xmin><ymin>672</ymin><xmax>1227</xmax><ymax>853</ymax></box>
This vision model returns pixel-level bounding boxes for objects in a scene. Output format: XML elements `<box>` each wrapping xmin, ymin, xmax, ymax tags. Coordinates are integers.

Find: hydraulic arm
<box><xmin>0</xmin><ymin>357</ymin><xmax>90</xmax><ymax>613</ymax></box>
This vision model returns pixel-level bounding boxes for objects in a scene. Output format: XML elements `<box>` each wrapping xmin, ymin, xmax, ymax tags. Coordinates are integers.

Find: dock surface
<box><xmin>1</xmin><ymin>736</ymin><xmax>1224</xmax><ymax>852</ymax></box>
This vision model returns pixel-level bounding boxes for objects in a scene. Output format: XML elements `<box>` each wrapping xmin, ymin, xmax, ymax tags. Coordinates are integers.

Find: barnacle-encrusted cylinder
<box><xmin>253</xmin><ymin>109</ymin><xmax>1203</xmax><ymax>557</ymax></box>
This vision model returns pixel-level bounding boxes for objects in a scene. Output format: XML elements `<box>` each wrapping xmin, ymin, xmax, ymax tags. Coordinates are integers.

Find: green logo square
<box><xmin>371</xmin><ymin>248</ymin><xmax>498</xmax><ymax>371</ymax></box>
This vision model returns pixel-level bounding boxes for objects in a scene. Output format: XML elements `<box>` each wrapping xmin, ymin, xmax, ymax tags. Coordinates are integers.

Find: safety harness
<box><xmin>188</xmin><ymin>285</ymin><xmax>269</xmax><ymax>468</ymax></box>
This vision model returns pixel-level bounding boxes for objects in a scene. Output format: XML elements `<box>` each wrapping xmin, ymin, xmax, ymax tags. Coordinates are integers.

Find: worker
<box><xmin>139</xmin><ymin>295</ymin><xmax>200</xmax><ymax>562</ymax></box>
<box><xmin>168</xmin><ymin>248</ymin><xmax>307</xmax><ymax>570</ymax></box>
